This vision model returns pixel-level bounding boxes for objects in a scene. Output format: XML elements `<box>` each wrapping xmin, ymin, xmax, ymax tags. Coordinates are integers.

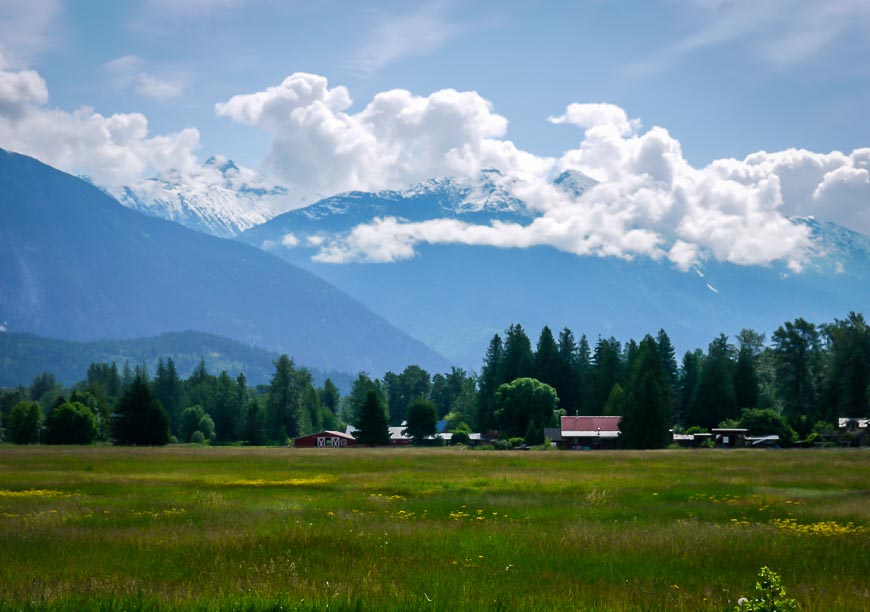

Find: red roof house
<box><xmin>560</xmin><ymin>415</ymin><xmax>621</xmax><ymax>449</ymax></box>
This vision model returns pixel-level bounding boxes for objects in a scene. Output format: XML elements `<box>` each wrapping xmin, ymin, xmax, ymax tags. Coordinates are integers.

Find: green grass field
<box><xmin>0</xmin><ymin>446</ymin><xmax>867</xmax><ymax>610</ymax></box>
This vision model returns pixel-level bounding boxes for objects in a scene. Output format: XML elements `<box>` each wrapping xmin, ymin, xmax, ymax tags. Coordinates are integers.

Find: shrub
<box><xmin>508</xmin><ymin>437</ymin><xmax>525</xmax><ymax>449</ymax></box>
<box><xmin>190</xmin><ymin>431</ymin><xmax>206</xmax><ymax>444</ymax></box>
<box><xmin>734</xmin><ymin>566</ymin><xmax>797</xmax><ymax>611</ymax></box>
<box><xmin>493</xmin><ymin>439</ymin><xmax>512</xmax><ymax>451</ymax></box>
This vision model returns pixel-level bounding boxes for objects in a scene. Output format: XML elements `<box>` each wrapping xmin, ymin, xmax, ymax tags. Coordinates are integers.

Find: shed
<box><xmin>711</xmin><ymin>428</ymin><xmax>747</xmax><ymax>448</ymax></box>
<box><xmin>294</xmin><ymin>430</ymin><xmax>356</xmax><ymax>448</ymax></box>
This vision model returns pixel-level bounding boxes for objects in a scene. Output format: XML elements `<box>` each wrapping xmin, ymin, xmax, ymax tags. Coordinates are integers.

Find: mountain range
<box><xmin>106</xmin><ymin>156</ymin><xmax>289</xmax><ymax>238</ymax></box>
<box><xmin>0</xmin><ymin>331</ymin><xmax>353</xmax><ymax>391</ymax></box>
<box><xmin>4</xmin><ymin>148</ymin><xmax>869</xmax><ymax>378</ymax></box>
<box><xmin>237</xmin><ymin>174</ymin><xmax>870</xmax><ymax>368</ymax></box>
<box><xmin>0</xmin><ymin>149</ymin><xmax>448</xmax><ymax>376</ymax></box>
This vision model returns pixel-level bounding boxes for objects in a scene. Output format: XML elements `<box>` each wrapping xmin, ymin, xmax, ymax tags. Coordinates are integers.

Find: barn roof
<box><xmin>295</xmin><ymin>430</ymin><xmax>355</xmax><ymax>441</ymax></box>
<box><xmin>561</xmin><ymin>416</ymin><xmax>621</xmax><ymax>432</ymax></box>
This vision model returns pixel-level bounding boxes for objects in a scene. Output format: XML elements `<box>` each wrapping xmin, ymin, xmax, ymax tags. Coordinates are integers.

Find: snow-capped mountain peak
<box><xmin>107</xmin><ymin>159</ymin><xmax>289</xmax><ymax>238</ymax></box>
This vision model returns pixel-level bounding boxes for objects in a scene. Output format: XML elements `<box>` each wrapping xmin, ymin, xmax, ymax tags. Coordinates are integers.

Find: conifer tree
<box><xmin>355</xmin><ymin>389</ymin><xmax>390</xmax><ymax>445</ymax></box>
<box><xmin>772</xmin><ymin>318</ymin><xmax>822</xmax><ymax>421</ymax></box>
<box><xmin>499</xmin><ymin>324</ymin><xmax>534</xmax><ymax>383</ymax></box>
<box><xmin>243</xmin><ymin>399</ymin><xmax>267</xmax><ymax>445</ymax></box>
<box><xmin>734</xmin><ymin>345</ymin><xmax>760</xmax><ymax>410</ymax></box>
<box><xmin>211</xmin><ymin>370</ymin><xmax>240</xmax><ymax>442</ymax></box>
<box><xmin>688</xmin><ymin>334</ymin><xmax>737</xmax><ymax>429</ymax></box>
<box><xmin>555</xmin><ymin>327</ymin><xmax>582</xmax><ymax>413</ymax></box>
<box><xmin>476</xmin><ymin>334</ymin><xmax>503</xmax><ymax>432</ymax></box>
<box><xmin>588</xmin><ymin>337</ymin><xmax>623</xmax><ymax>414</ymax></box>
<box><xmin>678</xmin><ymin>350</ymin><xmax>703</xmax><ymax>427</ymax></box>
<box><xmin>319</xmin><ymin>378</ymin><xmax>340</xmax><ymax>416</ymax></box>
<box><xmin>534</xmin><ymin>326</ymin><xmax>561</xmax><ymax>389</ymax></box>
<box><xmin>267</xmin><ymin>355</ymin><xmax>302</xmax><ymax>442</ymax></box>
<box><xmin>620</xmin><ymin>336</ymin><xmax>670</xmax><ymax>449</ymax></box>
<box><xmin>822</xmin><ymin>312</ymin><xmax>870</xmax><ymax>419</ymax></box>
<box><xmin>153</xmin><ymin>357</ymin><xmax>184</xmax><ymax>434</ymax></box>
<box><xmin>111</xmin><ymin>374</ymin><xmax>169</xmax><ymax>446</ymax></box>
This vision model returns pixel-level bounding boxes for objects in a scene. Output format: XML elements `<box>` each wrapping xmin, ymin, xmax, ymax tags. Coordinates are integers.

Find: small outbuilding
<box><xmin>711</xmin><ymin>428</ymin><xmax>747</xmax><ymax>448</ymax></box>
<box><xmin>294</xmin><ymin>430</ymin><xmax>356</xmax><ymax>448</ymax></box>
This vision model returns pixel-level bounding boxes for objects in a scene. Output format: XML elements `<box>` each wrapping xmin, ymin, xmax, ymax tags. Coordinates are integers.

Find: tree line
<box><xmin>1</xmin><ymin>312</ymin><xmax>868</xmax><ymax>448</ymax></box>
<box><xmin>473</xmin><ymin>312</ymin><xmax>870</xmax><ymax>447</ymax></box>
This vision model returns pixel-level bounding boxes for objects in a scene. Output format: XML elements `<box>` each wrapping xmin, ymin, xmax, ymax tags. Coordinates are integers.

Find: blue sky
<box><xmin>9</xmin><ymin>0</ymin><xmax>869</xmax><ymax>167</ymax></box>
<box><xmin>1</xmin><ymin>0</ymin><xmax>868</xmax><ymax>270</ymax></box>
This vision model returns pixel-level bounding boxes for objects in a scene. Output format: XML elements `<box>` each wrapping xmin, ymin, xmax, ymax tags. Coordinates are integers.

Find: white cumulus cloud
<box><xmin>0</xmin><ymin>63</ymin><xmax>199</xmax><ymax>185</ymax></box>
<box><xmin>216</xmin><ymin>72</ymin><xmax>549</xmax><ymax>203</ymax></box>
<box><xmin>226</xmin><ymin>74</ymin><xmax>866</xmax><ymax>271</ymax></box>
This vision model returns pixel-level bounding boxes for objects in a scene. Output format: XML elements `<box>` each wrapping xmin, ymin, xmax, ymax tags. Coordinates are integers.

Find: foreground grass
<box><xmin>0</xmin><ymin>446</ymin><xmax>867</xmax><ymax>610</ymax></box>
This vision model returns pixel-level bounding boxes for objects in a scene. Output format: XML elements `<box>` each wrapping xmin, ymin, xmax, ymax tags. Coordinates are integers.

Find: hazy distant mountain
<box><xmin>0</xmin><ymin>331</ymin><xmax>354</xmax><ymax>392</ymax></box>
<box><xmin>0</xmin><ymin>149</ymin><xmax>448</xmax><ymax>375</ymax></box>
<box><xmin>240</xmin><ymin>174</ymin><xmax>870</xmax><ymax>369</ymax></box>
<box><xmin>107</xmin><ymin>156</ymin><xmax>289</xmax><ymax>238</ymax></box>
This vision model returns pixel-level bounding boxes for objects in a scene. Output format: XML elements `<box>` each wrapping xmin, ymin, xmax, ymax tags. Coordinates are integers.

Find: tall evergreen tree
<box><xmin>772</xmin><ymin>318</ymin><xmax>822</xmax><ymax>422</ymax></box>
<box><xmin>733</xmin><ymin>345</ymin><xmax>760</xmax><ymax>410</ymax></box>
<box><xmin>86</xmin><ymin>362</ymin><xmax>122</xmax><ymax>402</ymax></box>
<box><xmin>476</xmin><ymin>334</ymin><xmax>503</xmax><ymax>432</ymax></box>
<box><xmin>656</xmin><ymin>329</ymin><xmax>679</xmax><ymax>387</ymax></box>
<box><xmin>823</xmin><ymin>312</ymin><xmax>870</xmax><ymax>419</ymax></box>
<box><xmin>185</xmin><ymin>358</ymin><xmax>216</xmax><ymax>417</ymax></box>
<box><xmin>111</xmin><ymin>374</ymin><xmax>169</xmax><ymax>446</ymax></box>
<box><xmin>354</xmin><ymin>390</ymin><xmax>390</xmax><ymax>445</ymax></box>
<box><xmin>499</xmin><ymin>324</ymin><xmax>534</xmax><ymax>383</ymax></box>
<box><xmin>319</xmin><ymin>378</ymin><xmax>340</xmax><ymax>416</ymax></box>
<box><xmin>534</xmin><ymin>326</ymin><xmax>561</xmax><ymax>389</ymax></box>
<box><xmin>346</xmin><ymin>373</ymin><xmax>385</xmax><ymax>426</ymax></box>
<box><xmin>555</xmin><ymin>327</ymin><xmax>582</xmax><ymax>413</ymax></box>
<box><xmin>302</xmin><ymin>383</ymin><xmax>323</xmax><ymax>433</ymax></box>
<box><xmin>243</xmin><ymin>399</ymin><xmax>267</xmax><ymax>446</ymax></box>
<box><xmin>620</xmin><ymin>335</ymin><xmax>671</xmax><ymax>449</ymax></box>
<box><xmin>153</xmin><ymin>357</ymin><xmax>184</xmax><ymax>435</ymax></box>
<box><xmin>576</xmin><ymin>334</ymin><xmax>592</xmax><ymax>414</ymax></box>
<box><xmin>211</xmin><ymin>370</ymin><xmax>241</xmax><ymax>443</ymax></box>
<box><xmin>588</xmin><ymin>337</ymin><xmax>623</xmax><ymax>414</ymax></box>
<box><xmin>687</xmin><ymin>334</ymin><xmax>737</xmax><ymax>429</ymax></box>
<box><xmin>678</xmin><ymin>350</ymin><xmax>702</xmax><ymax>427</ymax></box>
<box><xmin>266</xmin><ymin>355</ymin><xmax>302</xmax><ymax>442</ymax></box>
<box><xmin>121</xmin><ymin>361</ymin><xmax>134</xmax><ymax>389</ymax></box>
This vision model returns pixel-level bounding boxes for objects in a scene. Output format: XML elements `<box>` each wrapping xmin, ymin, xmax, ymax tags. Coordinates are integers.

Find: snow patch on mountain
<box><xmin>108</xmin><ymin>156</ymin><xmax>290</xmax><ymax>238</ymax></box>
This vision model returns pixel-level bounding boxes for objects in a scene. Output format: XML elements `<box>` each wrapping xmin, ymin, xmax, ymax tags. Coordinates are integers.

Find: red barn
<box><xmin>294</xmin><ymin>430</ymin><xmax>356</xmax><ymax>448</ymax></box>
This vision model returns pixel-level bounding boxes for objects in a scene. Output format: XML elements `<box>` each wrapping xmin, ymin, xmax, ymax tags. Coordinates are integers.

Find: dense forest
<box><xmin>1</xmin><ymin>312</ymin><xmax>868</xmax><ymax>448</ymax></box>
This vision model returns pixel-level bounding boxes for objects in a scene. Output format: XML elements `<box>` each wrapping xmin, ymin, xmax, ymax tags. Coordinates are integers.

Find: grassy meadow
<box><xmin>0</xmin><ymin>446</ymin><xmax>868</xmax><ymax>611</ymax></box>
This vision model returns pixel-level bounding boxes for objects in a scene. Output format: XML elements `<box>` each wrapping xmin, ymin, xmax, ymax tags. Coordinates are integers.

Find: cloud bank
<box><xmin>0</xmin><ymin>62</ymin><xmax>866</xmax><ymax>272</ymax></box>
<box><xmin>218</xmin><ymin>73</ymin><xmax>868</xmax><ymax>270</ymax></box>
